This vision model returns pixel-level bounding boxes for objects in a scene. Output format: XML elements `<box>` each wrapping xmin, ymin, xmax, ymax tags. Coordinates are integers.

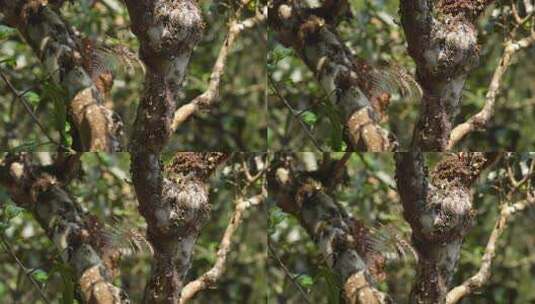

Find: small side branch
<box><xmin>172</xmin><ymin>6</ymin><xmax>266</xmax><ymax>131</ymax></box>
<box><xmin>446</xmin><ymin>194</ymin><xmax>535</xmax><ymax>304</ymax></box>
<box><xmin>448</xmin><ymin>32</ymin><xmax>535</xmax><ymax>149</ymax></box>
<box><xmin>179</xmin><ymin>190</ymin><xmax>266</xmax><ymax>303</ymax></box>
<box><xmin>0</xmin><ymin>68</ymin><xmax>63</xmax><ymax>149</ymax></box>
<box><xmin>0</xmin><ymin>235</ymin><xmax>51</xmax><ymax>304</ymax></box>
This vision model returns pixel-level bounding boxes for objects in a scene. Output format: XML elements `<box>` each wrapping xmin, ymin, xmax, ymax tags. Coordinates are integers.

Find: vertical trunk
<box><xmin>130</xmin><ymin>152</ymin><xmax>227</xmax><ymax>303</ymax></box>
<box><xmin>395</xmin><ymin>152</ymin><xmax>498</xmax><ymax>303</ymax></box>
<box><xmin>124</xmin><ymin>2</ymin><xmax>209</xmax><ymax>302</ymax></box>
<box><xmin>125</xmin><ymin>0</ymin><xmax>203</xmax><ymax>154</ymax></box>
<box><xmin>399</xmin><ymin>0</ymin><xmax>495</xmax><ymax>151</ymax></box>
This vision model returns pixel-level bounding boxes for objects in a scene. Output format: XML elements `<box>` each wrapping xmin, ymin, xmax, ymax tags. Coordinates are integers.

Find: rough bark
<box><xmin>122</xmin><ymin>2</ymin><xmax>232</xmax><ymax>302</ymax></box>
<box><xmin>130</xmin><ymin>152</ymin><xmax>228</xmax><ymax>304</ymax></box>
<box><xmin>268</xmin><ymin>154</ymin><xmax>388</xmax><ymax>303</ymax></box>
<box><xmin>0</xmin><ymin>0</ymin><xmax>121</xmax><ymax>151</ymax></box>
<box><xmin>269</xmin><ymin>1</ymin><xmax>394</xmax><ymax>151</ymax></box>
<box><xmin>0</xmin><ymin>153</ymin><xmax>129</xmax><ymax>304</ymax></box>
<box><xmin>125</xmin><ymin>0</ymin><xmax>203</xmax><ymax>154</ymax></box>
<box><xmin>399</xmin><ymin>0</ymin><xmax>495</xmax><ymax>151</ymax></box>
<box><xmin>394</xmin><ymin>152</ymin><xmax>499</xmax><ymax>303</ymax></box>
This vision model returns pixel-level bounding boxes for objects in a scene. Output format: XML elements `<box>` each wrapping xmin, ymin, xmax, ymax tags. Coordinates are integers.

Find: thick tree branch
<box><xmin>400</xmin><ymin>0</ymin><xmax>495</xmax><ymax>151</ymax></box>
<box><xmin>395</xmin><ymin>152</ymin><xmax>499</xmax><ymax>303</ymax></box>
<box><xmin>172</xmin><ymin>6</ymin><xmax>267</xmax><ymax>131</ymax></box>
<box><xmin>448</xmin><ymin>31</ymin><xmax>535</xmax><ymax>149</ymax></box>
<box><xmin>0</xmin><ymin>154</ymin><xmax>129</xmax><ymax>303</ymax></box>
<box><xmin>269</xmin><ymin>154</ymin><xmax>388</xmax><ymax>304</ymax></box>
<box><xmin>0</xmin><ymin>0</ymin><xmax>121</xmax><ymax>151</ymax></box>
<box><xmin>269</xmin><ymin>1</ymin><xmax>393</xmax><ymax>151</ymax></box>
<box><xmin>446</xmin><ymin>193</ymin><xmax>535</xmax><ymax>304</ymax></box>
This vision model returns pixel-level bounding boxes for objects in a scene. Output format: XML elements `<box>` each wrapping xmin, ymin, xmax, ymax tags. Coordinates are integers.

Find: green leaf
<box><xmin>297</xmin><ymin>274</ymin><xmax>314</xmax><ymax>288</ymax></box>
<box><xmin>49</xmin><ymin>262</ymin><xmax>75</xmax><ymax>304</ymax></box>
<box><xmin>0</xmin><ymin>25</ymin><xmax>16</xmax><ymax>40</ymax></box>
<box><xmin>301</xmin><ymin>111</ymin><xmax>317</xmax><ymax>126</ymax></box>
<box><xmin>43</xmin><ymin>81</ymin><xmax>69</xmax><ymax>144</ymax></box>
<box><xmin>0</xmin><ymin>56</ymin><xmax>17</xmax><ymax>69</ymax></box>
<box><xmin>0</xmin><ymin>222</ymin><xmax>9</xmax><ymax>232</ymax></box>
<box><xmin>23</xmin><ymin>91</ymin><xmax>40</xmax><ymax>110</ymax></box>
<box><xmin>268</xmin><ymin>45</ymin><xmax>293</xmax><ymax>64</ymax></box>
<box><xmin>31</xmin><ymin>269</ymin><xmax>49</xmax><ymax>283</ymax></box>
<box><xmin>4</xmin><ymin>204</ymin><xmax>24</xmax><ymax>219</ymax></box>
<box><xmin>62</xmin><ymin>277</ymin><xmax>75</xmax><ymax>304</ymax></box>
<box><xmin>318</xmin><ymin>101</ymin><xmax>344</xmax><ymax>150</ymax></box>
<box><xmin>316</xmin><ymin>266</ymin><xmax>342</xmax><ymax>304</ymax></box>
<box><xmin>269</xmin><ymin>207</ymin><xmax>286</xmax><ymax>227</ymax></box>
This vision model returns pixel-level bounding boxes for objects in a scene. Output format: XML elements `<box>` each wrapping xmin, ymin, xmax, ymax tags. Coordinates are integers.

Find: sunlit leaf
<box><xmin>4</xmin><ymin>204</ymin><xmax>24</xmax><ymax>219</ymax></box>
<box><xmin>297</xmin><ymin>274</ymin><xmax>314</xmax><ymax>288</ymax></box>
<box><xmin>0</xmin><ymin>56</ymin><xmax>17</xmax><ymax>69</ymax></box>
<box><xmin>31</xmin><ymin>269</ymin><xmax>48</xmax><ymax>283</ymax></box>
<box><xmin>301</xmin><ymin>111</ymin><xmax>317</xmax><ymax>126</ymax></box>
<box><xmin>23</xmin><ymin>91</ymin><xmax>40</xmax><ymax>110</ymax></box>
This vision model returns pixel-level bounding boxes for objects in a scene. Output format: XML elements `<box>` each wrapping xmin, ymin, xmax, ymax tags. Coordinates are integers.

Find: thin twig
<box><xmin>446</xmin><ymin>194</ymin><xmax>535</xmax><ymax>304</ymax></box>
<box><xmin>179</xmin><ymin>190</ymin><xmax>266</xmax><ymax>303</ymax></box>
<box><xmin>171</xmin><ymin>6</ymin><xmax>266</xmax><ymax>131</ymax></box>
<box><xmin>267</xmin><ymin>242</ymin><xmax>313</xmax><ymax>304</ymax></box>
<box><xmin>268</xmin><ymin>75</ymin><xmax>325</xmax><ymax>152</ymax></box>
<box><xmin>0</xmin><ymin>68</ymin><xmax>63</xmax><ymax>149</ymax></box>
<box><xmin>0</xmin><ymin>235</ymin><xmax>51</xmax><ymax>304</ymax></box>
<box><xmin>448</xmin><ymin>29</ymin><xmax>535</xmax><ymax>149</ymax></box>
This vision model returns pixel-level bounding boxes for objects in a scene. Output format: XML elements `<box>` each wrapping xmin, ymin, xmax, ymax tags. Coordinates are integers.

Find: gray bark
<box><xmin>400</xmin><ymin>0</ymin><xmax>495</xmax><ymax>151</ymax></box>
<box><xmin>269</xmin><ymin>153</ymin><xmax>388</xmax><ymax>303</ymax></box>
<box><xmin>395</xmin><ymin>152</ymin><xmax>498</xmax><ymax>303</ymax></box>
<box><xmin>0</xmin><ymin>0</ymin><xmax>122</xmax><ymax>151</ymax></box>
<box><xmin>0</xmin><ymin>153</ymin><xmax>129</xmax><ymax>303</ymax></box>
